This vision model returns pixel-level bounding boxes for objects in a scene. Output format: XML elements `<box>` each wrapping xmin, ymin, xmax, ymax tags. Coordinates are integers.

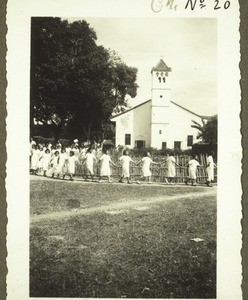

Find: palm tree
<box><xmin>191</xmin><ymin>119</ymin><xmax>206</xmax><ymax>141</ymax></box>
<box><xmin>191</xmin><ymin>115</ymin><xmax>217</xmax><ymax>144</ymax></box>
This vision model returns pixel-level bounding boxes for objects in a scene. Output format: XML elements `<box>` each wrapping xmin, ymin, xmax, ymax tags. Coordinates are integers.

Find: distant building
<box><xmin>111</xmin><ymin>59</ymin><xmax>207</xmax><ymax>150</ymax></box>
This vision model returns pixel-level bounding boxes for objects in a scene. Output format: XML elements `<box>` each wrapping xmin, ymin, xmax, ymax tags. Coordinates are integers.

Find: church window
<box><xmin>187</xmin><ymin>135</ymin><xmax>193</xmax><ymax>147</ymax></box>
<box><xmin>159</xmin><ymin>130</ymin><xmax>162</xmax><ymax>134</ymax></box>
<box><xmin>162</xmin><ymin>142</ymin><xmax>167</xmax><ymax>150</ymax></box>
<box><xmin>163</xmin><ymin>77</ymin><xmax>166</xmax><ymax>83</ymax></box>
<box><xmin>174</xmin><ymin>141</ymin><xmax>181</xmax><ymax>150</ymax></box>
<box><xmin>160</xmin><ymin>72</ymin><xmax>163</xmax><ymax>76</ymax></box>
<box><xmin>125</xmin><ymin>134</ymin><xmax>131</xmax><ymax>145</ymax></box>
<box><xmin>158</xmin><ymin>77</ymin><xmax>161</xmax><ymax>83</ymax></box>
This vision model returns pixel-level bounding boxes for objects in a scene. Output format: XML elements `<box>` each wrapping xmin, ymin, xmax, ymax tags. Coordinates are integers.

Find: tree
<box><xmin>30</xmin><ymin>17</ymin><xmax>138</xmax><ymax>141</ymax></box>
<box><xmin>191</xmin><ymin>115</ymin><xmax>217</xmax><ymax>144</ymax></box>
<box><xmin>30</xmin><ymin>17</ymin><xmax>100</xmax><ymax>139</ymax></box>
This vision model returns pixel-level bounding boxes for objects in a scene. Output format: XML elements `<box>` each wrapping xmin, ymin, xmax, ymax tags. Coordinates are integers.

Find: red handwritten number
<box><xmin>224</xmin><ymin>1</ymin><xmax>230</xmax><ymax>9</ymax></box>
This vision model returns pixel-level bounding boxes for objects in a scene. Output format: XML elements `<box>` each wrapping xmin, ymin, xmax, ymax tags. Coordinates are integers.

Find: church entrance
<box><xmin>135</xmin><ymin>140</ymin><xmax>146</xmax><ymax>149</ymax></box>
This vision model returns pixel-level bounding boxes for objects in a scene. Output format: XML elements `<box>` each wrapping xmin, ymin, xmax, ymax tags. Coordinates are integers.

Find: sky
<box><xmin>67</xmin><ymin>17</ymin><xmax>217</xmax><ymax>116</ymax></box>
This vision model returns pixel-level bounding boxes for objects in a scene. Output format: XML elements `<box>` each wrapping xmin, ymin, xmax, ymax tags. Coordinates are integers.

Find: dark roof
<box><xmin>111</xmin><ymin>99</ymin><xmax>151</xmax><ymax>119</ymax></box>
<box><xmin>151</xmin><ymin>59</ymin><xmax>172</xmax><ymax>73</ymax></box>
<box><xmin>201</xmin><ymin>114</ymin><xmax>216</xmax><ymax>120</ymax></box>
<box><xmin>111</xmin><ymin>99</ymin><xmax>209</xmax><ymax>120</ymax></box>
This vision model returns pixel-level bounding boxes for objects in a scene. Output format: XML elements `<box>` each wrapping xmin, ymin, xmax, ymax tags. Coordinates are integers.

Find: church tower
<box><xmin>150</xmin><ymin>59</ymin><xmax>172</xmax><ymax>148</ymax></box>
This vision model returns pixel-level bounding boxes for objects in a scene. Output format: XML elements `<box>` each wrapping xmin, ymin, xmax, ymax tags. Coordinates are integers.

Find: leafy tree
<box><xmin>30</xmin><ymin>17</ymin><xmax>138</xmax><ymax>141</ymax></box>
<box><xmin>191</xmin><ymin>115</ymin><xmax>217</xmax><ymax>144</ymax></box>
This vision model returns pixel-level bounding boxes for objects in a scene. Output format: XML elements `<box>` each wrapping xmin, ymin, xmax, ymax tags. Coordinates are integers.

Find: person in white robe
<box><xmin>136</xmin><ymin>152</ymin><xmax>159</xmax><ymax>184</ymax></box>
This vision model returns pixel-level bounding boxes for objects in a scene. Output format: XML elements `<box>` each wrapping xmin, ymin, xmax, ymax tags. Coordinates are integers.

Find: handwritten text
<box><xmin>151</xmin><ymin>0</ymin><xmax>178</xmax><ymax>13</ymax></box>
<box><xmin>185</xmin><ymin>0</ymin><xmax>231</xmax><ymax>10</ymax></box>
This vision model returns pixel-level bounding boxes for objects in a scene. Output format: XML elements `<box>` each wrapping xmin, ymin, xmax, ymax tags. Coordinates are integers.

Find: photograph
<box><xmin>5</xmin><ymin>0</ymin><xmax>242</xmax><ymax>299</ymax></box>
<box><xmin>29</xmin><ymin>17</ymin><xmax>218</xmax><ymax>298</ymax></box>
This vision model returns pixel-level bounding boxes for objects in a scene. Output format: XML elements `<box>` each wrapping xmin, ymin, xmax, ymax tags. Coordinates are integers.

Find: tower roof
<box><xmin>151</xmin><ymin>59</ymin><xmax>171</xmax><ymax>73</ymax></box>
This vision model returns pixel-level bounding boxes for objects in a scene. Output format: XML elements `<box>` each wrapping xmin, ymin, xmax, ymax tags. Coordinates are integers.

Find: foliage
<box><xmin>191</xmin><ymin>115</ymin><xmax>217</xmax><ymax>144</ymax></box>
<box><xmin>30</xmin><ymin>17</ymin><xmax>138</xmax><ymax>141</ymax></box>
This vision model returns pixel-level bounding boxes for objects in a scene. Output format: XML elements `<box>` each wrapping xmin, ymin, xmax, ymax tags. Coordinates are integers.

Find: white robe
<box><xmin>30</xmin><ymin>149</ymin><xmax>40</xmax><ymax>170</ymax></box>
<box><xmin>85</xmin><ymin>152</ymin><xmax>96</xmax><ymax>174</ymax></box>
<box><xmin>58</xmin><ymin>152</ymin><xmax>68</xmax><ymax>174</ymax></box>
<box><xmin>42</xmin><ymin>153</ymin><xmax>51</xmax><ymax>171</ymax></box>
<box><xmin>188</xmin><ymin>159</ymin><xmax>200</xmax><ymax>179</ymax></box>
<box><xmin>99</xmin><ymin>154</ymin><xmax>111</xmax><ymax>176</ymax></box>
<box><xmin>51</xmin><ymin>155</ymin><xmax>60</xmax><ymax>174</ymax></box>
<box><xmin>141</xmin><ymin>156</ymin><xmax>152</xmax><ymax>177</ymax></box>
<box><xmin>167</xmin><ymin>156</ymin><xmax>176</xmax><ymax>177</ymax></box>
<box><xmin>206</xmin><ymin>156</ymin><xmax>214</xmax><ymax>181</ymax></box>
<box><xmin>67</xmin><ymin>156</ymin><xmax>78</xmax><ymax>174</ymax></box>
<box><xmin>119</xmin><ymin>155</ymin><xmax>133</xmax><ymax>177</ymax></box>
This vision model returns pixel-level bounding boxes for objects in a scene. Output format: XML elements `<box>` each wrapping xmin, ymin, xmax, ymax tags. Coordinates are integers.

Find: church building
<box><xmin>111</xmin><ymin>59</ymin><xmax>205</xmax><ymax>150</ymax></box>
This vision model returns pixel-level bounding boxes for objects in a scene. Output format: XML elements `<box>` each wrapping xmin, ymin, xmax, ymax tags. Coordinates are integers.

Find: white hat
<box><xmin>73</xmin><ymin>139</ymin><xmax>78</xmax><ymax>143</ymax></box>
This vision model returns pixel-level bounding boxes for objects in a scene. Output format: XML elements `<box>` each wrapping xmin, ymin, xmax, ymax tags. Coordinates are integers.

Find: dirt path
<box><xmin>30</xmin><ymin>187</ymin><xmax>216</xmax><ymax>224</ymax></box>
<box><xmin>30</xmin><ymin>174</ymin><xmax>217</xmax><ymax>188</ymax></box>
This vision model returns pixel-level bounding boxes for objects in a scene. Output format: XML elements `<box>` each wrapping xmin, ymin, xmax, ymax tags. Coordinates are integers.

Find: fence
<box><xmin>74</xmin><ymin>153</ymin><xmax>217</xmax><ymax>184</ymax></box>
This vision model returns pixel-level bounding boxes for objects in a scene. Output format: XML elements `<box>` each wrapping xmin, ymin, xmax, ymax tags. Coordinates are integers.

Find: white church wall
<box><xmin>151</xmin><ymin>106</ymin><xmax>171</xmax><ymax>125</ymax></box>
<box><xmin>112</xmin><ymin>110</ymin><xmax>134</xmax><ymax>147</ymax></box>
<box><xmin>168</xmin><ymin>103</ymin><xmax>202</xmax><ymax>149</ymax></box>
<box><xmin>150</xmin><ymin>103</ymin><xmax>202</xmax><ymax>149</ymax></box>
<box><xmin>151</xmin><ymin>89</ymin><xmax>171</xmax><ymax>106</ymax></box>
<box><xmin>112</xmin><ymin>100</ymin><xmax>202</xmax><ymax>150</ymax></box>
<box><xmin>112</xmin><ymin>101</ymin><xmax>152</xmax><ymax>148</ymax></box>
<box><xmin>151</xmin><ymin>123</ymin><xmax>170</xmax><ymax>149</ymax></box>
<box><xmin>133</xmin><ymin>101</ymin><xmax>151</xmax><ymax>147</ymax></box>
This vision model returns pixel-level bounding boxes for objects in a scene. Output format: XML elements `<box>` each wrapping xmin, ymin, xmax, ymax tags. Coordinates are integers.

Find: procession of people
<box><xmin>30</xmin><ymin>138</ymin><xmax>216</xmax><ymax>186</ymax></box>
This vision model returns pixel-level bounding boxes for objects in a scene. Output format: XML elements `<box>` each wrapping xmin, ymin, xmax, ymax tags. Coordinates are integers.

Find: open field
<box><xmin>30</xmin><ymin>177</ymin><xmax>216</xmax><ymax>298</ymax></box>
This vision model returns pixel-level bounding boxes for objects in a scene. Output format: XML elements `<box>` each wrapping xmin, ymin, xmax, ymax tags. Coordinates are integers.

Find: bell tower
<box><xmin>151</xmin><ymin>58</ymin><xmax>172</xmax><ymax>107</ymax></box>
<box><xmin>150</xmin><ymin>59</ymin><xmax>172</xmax><ymax>148</ymax></box>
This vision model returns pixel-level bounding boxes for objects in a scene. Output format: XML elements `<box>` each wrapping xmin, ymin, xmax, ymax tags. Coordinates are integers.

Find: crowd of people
<box><xmin>30</xmin><ymin>138</ymin><xmax>216</xmax><ymax>187</ymax></box>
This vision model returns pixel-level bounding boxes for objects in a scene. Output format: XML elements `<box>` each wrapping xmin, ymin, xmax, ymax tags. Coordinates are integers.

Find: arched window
<box><xmin>158</xmin><ymin>77</ymin><xmax>161</xmax><ymax>83</ymax></box>
<box><xmin>163</xmin><ymin>77</ymin><xmax>166</xmax><ymax>83</ymax></box>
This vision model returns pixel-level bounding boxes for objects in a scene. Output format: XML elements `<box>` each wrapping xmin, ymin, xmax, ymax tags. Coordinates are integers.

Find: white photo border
<box><xmin>6</xmin><ymin>0</ymin><xmax>242</xmax><ymax>299</ymax></box>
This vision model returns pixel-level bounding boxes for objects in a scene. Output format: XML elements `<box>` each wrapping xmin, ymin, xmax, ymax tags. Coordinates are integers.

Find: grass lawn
<box><xmin>30</xmin><ymin>178</ymin><xmax>216</xmax><ymax>298</ymax></box>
